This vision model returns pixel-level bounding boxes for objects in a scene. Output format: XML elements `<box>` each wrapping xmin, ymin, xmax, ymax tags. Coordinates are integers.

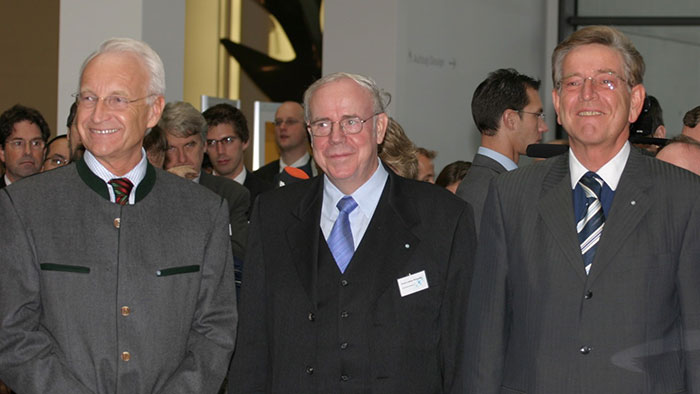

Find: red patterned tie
<box><xmin>109</xmin><ymin>178</ymin><xmax>134</xmax><ymax>206</ymax></box>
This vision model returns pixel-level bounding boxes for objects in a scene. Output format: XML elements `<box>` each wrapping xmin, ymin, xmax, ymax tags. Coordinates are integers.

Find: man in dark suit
<box><xmin>464</xmin><ymin>26</ymin><xmax>700</xmax><ymax>393</ymax></box>
<box><xmin>0</xmin><ymin>104</ymin><xmax>51</xmax><ymax>187</ymax></box>
<box><xmin>254</xmin><ymin>101</ymin><xmax>318</xmax><ymax>186</ymax></box>
<box><xmin>203</xmin><ymin>103</ymin><xmax>273</xmax><ymax>216</ymax></box>
<box><xmin>160</xmin><ymin>101</ymin><xmax>249</xmax><ymax>262</ymax></box>
<box><xmin>230</xmin><ymin>72</ymin><xmax>476</xmax><ymax>393</ymax></box>
<box><xmin>456</xmin><ymin>68</ymin><xmax>548</xmax><ymax>235</ymax></box>
<box><xmin>0</xmin><ymin>38</ymin><xmax>236</xmax><ymax>394</ymax></box>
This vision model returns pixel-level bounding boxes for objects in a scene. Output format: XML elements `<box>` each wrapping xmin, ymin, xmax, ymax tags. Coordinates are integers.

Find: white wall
<box><xmin>323</xmin><ymin>0</ymin><xmax>553</xmax><ymax>173</ymax></box>
<box><xmin>57</xmin><ymin>0</ymin><xmax>185</xmax><ymax>134</ymax></box>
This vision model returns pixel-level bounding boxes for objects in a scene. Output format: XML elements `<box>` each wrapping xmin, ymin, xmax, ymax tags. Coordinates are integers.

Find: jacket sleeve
<box><xmin>0</xmin><ymin>191</ymin><xmax>96</xmax><ymax>394</ymax></box>
<box><xmin>461</xmin><ymin>182</ymin><xmax>509</xmax><ymax>394</ymax></box>
<box><xmin>154</xmin><ymin>199</ymin><xmax>238</xmax><ymax>394</ymax></box>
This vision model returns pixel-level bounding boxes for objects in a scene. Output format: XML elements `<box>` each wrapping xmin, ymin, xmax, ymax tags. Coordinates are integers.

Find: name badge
<box><xmin>397</xmin><ymin>270</ymin><xmax>429</xmax><ymax>297</ymax></box>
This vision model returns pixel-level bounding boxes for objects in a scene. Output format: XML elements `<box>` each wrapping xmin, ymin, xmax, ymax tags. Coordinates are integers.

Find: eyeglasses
<box><xmin>44</xmin><ymin>156</ymin><xmax>70</xmax><ymax>167</ymax></box>
<box><xmin>307</xmin><ymin>113</ymin><xmax>381</xmax><ymax>137</ymax></box>
<box><xmin>274</xmin><ymin>118</ymin><xmax>301</xmax><ymax>127</ymax></box>
<box><xmin>206</xmin><ymin>136</ymin><xmax>239</xmax><ymax>148</ymax></box>
<box><xmin>5</xmin><ymin>138</ymin><xmax>45</xmax><ymax>150</ymax></box>
<box><xmin>72</xmin><ymin>92</ymin><xmax>155</xmax><ymax>111</ymax></box>
<box><xmin>517</xmin><ymin>110</ymin><xmax>546</xmax><ymax>121</ymax></box>
<box><xmin>556</xmin><ymin>71</ymin><xmax>628</xmax><ymax>93</ymax></box>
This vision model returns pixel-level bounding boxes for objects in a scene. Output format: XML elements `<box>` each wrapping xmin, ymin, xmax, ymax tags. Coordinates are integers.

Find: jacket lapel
<box><xmin>537</xmin><ymin>155</ymin><xmax>588</xmax><ymax>282</ymax></box>
<box><xmin>587</xmin><ymin>149</ymin><xmax>652</xmax><ymax>283</ymax></box>
<box><xmin>360</xmin><ymin>172</ymin><xmax>420</xmax><ymax>302</ymax></box>
<box><xmin>287</xmin><ymin>177</ymin><xmax>324</xmax><ymax>307</ymax></box>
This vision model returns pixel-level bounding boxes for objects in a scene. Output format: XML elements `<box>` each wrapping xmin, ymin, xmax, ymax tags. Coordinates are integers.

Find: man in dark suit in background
<box><xmin>230</xmin><ymin>72</ymin><xmax>476</xmax><ymax>393</ymax></box>
<box><xmin>160</xmin><ymin>101</ymin><xmax>250</xmax><ymax>294</ymax></box>
<box><xmin>464</xmin><ymin>26</ymin><xmax>700</xmax><ymax>393</ymax></box>
<box><xmin>0</xmin><ymin>104</ymin><xmax>51</xmax><ymax>188</ymax></box>
<box><xmin>456</xmin><ymin>68</ymin><xmax>548</xmax><ymax>235</ymax></box>
<box><xmin>254</xmin><ymin>101</ymin><xmax>318</xmax><ymax>186</ymax></box>
<box><xmin>203</xmin><ymin>103</ymin><xmax>272</xmax><ymax>216</ymax></box>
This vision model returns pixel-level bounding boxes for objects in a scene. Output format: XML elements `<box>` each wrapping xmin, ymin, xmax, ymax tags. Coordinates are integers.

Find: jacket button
<box><xmin>340</xmin><ymin>374</ymin><xmax>350</xmax><ymax>381</ymax></box>
<box><xmin>121</xmin><ymin>306</ymin><xmax>131</xmax><ymax>316</ymax></box>
<box><xmin>340</xmin><ymin>279</ymin><xmax>349</xmax><ymax>287</ymax></box>
<box><xmin>113</xmin><ymin>218</ymin><xmax>121</xmax><ymax>228</ymax></box>
<box><xmin>584</xmin><ymin>291</ymin><xmax>593</xmax><ymax>299</ymax></box>
<box><xmin>340</xmin><ymin>342</ymin><xmax>348</xmax><ymax>350</ymax></box>
<box><xmin>305</xmin><ymin>366</ymin><xmax>314</xmax><ymax>375</ymax></box>
<box><xmin>308</xmin><ymin>312</ymin><xmax>315</xmax><ymax>321</ymax></box>
<box><xmin>121</xmin><ymin>351</ymin><xmax>131</xmax><ymax>361</ymax></box>
<box><xmin>340</xmin><ymin>311</ymin><xmax>349</xmax><ymax>318</ymax></box>
<box><xmin>580</xmin><ymin>346</ymin><xmax>591</xmax><ymax>355</ymax></box>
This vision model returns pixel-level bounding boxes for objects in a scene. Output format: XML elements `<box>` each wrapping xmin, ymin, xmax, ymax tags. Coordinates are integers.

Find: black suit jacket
<box><xmin>464</xmin><ymin>148</ymin><xmax>700</xmax><ymax>393</ymax></box>
<box><xmin>199</xmin><ymin>172</ymin><xmax>250</xmax><ymax>260</ymax></box>
<box><xmin>243</xmin><ymin>169</ymin><xmax>273</xmax><ymax>217</ymax></box>
<box><xmin>252</xmin><ymin>160</ymin><xmax>280</xmax><ymax>184</ymax></box>
<box><xmin>0</xmin><ymin>177</ymin><xmax>5</xmax><ymax>189</ymax></box>
<box><xmin>455</xmin><ymin>152</ymin><xmax>507</xmax><ymax>236</ymax></box>
<box><xmin>230</xmin><ymin>168</ymin><xmax>477</xmax><ymax>393</ymax></box>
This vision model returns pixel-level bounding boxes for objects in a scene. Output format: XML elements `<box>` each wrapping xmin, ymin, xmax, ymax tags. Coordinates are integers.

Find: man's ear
<box><xmin>628</xmin><ymin>84</ymin><xmax>646</xmax><ymax>124</ymax></box>
<box><xmin>147</xmin><ymin>95</ymin><xmax>166</xmax><ymax>129</ymax></box>
<box><xmin>502</xmin><ymin>109</ymin><xmax>518</xmax><ymax>130</ymax></box>
<box><xmin>653</xmin><ymin>125</ymin><xmax>666</xmax><ymax>139</ymax></box>
<box><xmin>375</xmin><ymin>113</ymin><xmax>388</xmax><ymax>144</ymax></box>
<box><xmin>552</xmin><ymin>88</ymin><xmax>563</xmax><ymax>126</ymax></box>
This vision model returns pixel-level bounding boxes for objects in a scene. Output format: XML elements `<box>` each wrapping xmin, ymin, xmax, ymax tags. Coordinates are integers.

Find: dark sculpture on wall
<box><xmin>221</xmin><ymin>0</ymin><xmax>322</xmax><ymax>102</ymax></box>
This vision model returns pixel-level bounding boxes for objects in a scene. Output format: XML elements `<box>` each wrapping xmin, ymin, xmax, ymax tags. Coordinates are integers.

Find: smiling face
<box><xmin>76</xmin><ymin>51</ymin><xmax>164</xmax><ymax>175</ymax></box>
<box><xmin>309</xmin><ymin>78</ymin><xmax>387</xmax><ymax>194</ymax></box>
<box><xmin>553</xmin><ymin>44</ymin><xmax>644</xmax><ymax>163</ymax></box>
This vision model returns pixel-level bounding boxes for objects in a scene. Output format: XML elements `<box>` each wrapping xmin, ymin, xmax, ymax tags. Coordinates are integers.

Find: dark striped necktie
<box><xmin>109</xmin><ymin>178</ymin><xmax>134</xmax><ymax>206</ymax></box>
<box><xmin>577</xmin><ymin>172</ymin><xmax>605</xmax><ymax>274</ymax></box>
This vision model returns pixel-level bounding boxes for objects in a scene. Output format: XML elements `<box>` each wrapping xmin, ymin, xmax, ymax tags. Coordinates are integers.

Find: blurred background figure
<box><xmin>143</xmin><ymin>125</ymin><xmax>167</xmax><ymax>168</ymax></box>
<box><xmin>656</xmin><ymin>134</ymin><xmax>700</xmax><ymax>175</ymax></box>
<box><xmin>682</xmin><ymin>105</ymin><xmax>700</xmax><ymax>141</ymax></box>
<box><xmin>378</xmin><ymin>117</ymin><xmax>419</xmax><ymax>179</ymax></box>
<box><xmin>65</xmin><ymin>102</ymin><xmax>84</xmax><ymax>162</ymax></box>
<box><xmin>629</xmin><ymin>95</ymin><xmax>666</xmax><ymax>155</ymax></box>
<box><xmin>41</xmin><ymin>135</ymin><xmax>70</xmax><ymax>171</ymax></box>
<box><xmin>415</xmin><ymin>146</ymin><xmax>436</xmax><ymax>183</ymax></box>
<box><xmin>435</xmin><ymin>160</ymin><xmax>472</xmax><ymax>193</ymax></box>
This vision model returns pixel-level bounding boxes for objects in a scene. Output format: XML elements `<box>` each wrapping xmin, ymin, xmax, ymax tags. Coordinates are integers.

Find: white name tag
<box><xmin>397</xmin><ymin>270</ymin><xmax>429</xmax><ymax>297</ymax></box>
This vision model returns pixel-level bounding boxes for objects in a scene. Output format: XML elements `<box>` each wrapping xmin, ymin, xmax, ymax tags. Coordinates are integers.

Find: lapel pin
<box><xmin>630</xmin><ymin>200</ymin><xmax>636</xmax><ymax>206</ymax></box>
<box><xmin>404</xmin><ymin>243</ymin><xmax>410</xmax><ymax>249</ymax></box>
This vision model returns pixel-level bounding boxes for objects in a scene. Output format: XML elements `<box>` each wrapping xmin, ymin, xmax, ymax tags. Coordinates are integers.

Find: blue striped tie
<box><xmin>328</xmin><ymin>196</ymin><xmax>358</xmax><ymax>273</ymax></box>
<box><xmin>577</xmin><ymin>172</ymin><xmax>605</xmax><ymax>275</ymax></box>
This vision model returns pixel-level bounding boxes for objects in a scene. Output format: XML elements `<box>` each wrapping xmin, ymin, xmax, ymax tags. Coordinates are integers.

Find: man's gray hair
<box><xmin>79</xmin><ymin>38</ymin><xmax>166</xmax><ymax>97</ymax></box>
<box><xmin>158</xmin><ymin>101</ymin><xmax>208</xmax><ymax>143</ymax></box>
<box><xmin>302</xmin><ymin>72</ymin><xmax>391</xmax><ymax>122</ymax></box>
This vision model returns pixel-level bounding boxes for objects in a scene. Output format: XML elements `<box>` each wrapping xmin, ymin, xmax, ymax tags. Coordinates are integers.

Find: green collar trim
<box><xmin>76</xmin><ymin>158</ymin><xmax>156</xmax><ymax>203</ymax></box>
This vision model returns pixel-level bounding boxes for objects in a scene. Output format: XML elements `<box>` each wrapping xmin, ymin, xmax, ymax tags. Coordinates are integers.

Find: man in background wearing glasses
<box><xmin>254</xmin><ymin>101</ymin><xmax>318</xmax><ymax>186</ymax></box>
<box><xmin>230</xmin><ymin>72</ymin><xmax>476</xmax><ymax>393</ymax></box>
<box><xmin>0</xmin><ymin>38</ymin><xmax>236</xmax><ymax>394</ymax></box>
<box><xmin>0</xmin><ymin>104</ymin><xmax>50</xmax><ymax>187</ymax></box>
<box><xmin>456</xmin><ymin>68</ymin><xmax>548</xmax><ymax>236</ymax></box>
<box><xmin>464</xmin><ymin>26</ymin><xmax>700</xmax><ymax>393</ymax></box>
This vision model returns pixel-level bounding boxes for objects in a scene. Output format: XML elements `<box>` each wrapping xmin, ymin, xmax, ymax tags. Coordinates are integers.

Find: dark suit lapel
<box><xmin>355</xmin><ymin>172</ymin><xmax>420</xmax><ymax>301</ymax></box>
<box><xmin>286</xmin><ymin>177</ymin><xmax>324</xmax><ymax>307</ymax></box>
<box><xmin>537</xmin><ymin>155</ymin><xmax>588</xmax><ymax>282</ymax></box>
<box><xmin>587</xmin><ymin>149</ymin><xmax>652</xmax><ymax>283</ymax></box>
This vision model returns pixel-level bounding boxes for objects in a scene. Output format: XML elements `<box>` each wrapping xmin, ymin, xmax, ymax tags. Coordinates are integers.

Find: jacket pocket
<box><xmin>156</xmin><ymin>265</ymin><xmax>200</xmax><ymax>277</ymax></box>
<box><xmin>40</xmin><ymin>263</ymin><xmax>90</xmax><ymax>274</ymax></box>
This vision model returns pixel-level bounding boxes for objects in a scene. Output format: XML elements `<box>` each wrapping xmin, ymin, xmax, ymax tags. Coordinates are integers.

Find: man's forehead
<box><xmin>309</xmin><ymin>80</ymin><xmax>373</xmax><ymax>115</ymax></box>
<box><xmin>11</xmin><ymin>121</ymin><xmax>41</xmax><ymax>136</ymax></box>
<box><xmin>562</xmin><ymin>44</ymin><xmax>624</xmax><ymax>73</ymax></box>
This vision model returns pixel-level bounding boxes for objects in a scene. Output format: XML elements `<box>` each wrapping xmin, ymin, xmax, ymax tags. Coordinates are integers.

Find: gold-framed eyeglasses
<box><xmin>307</xmin><ymin>113</ymin><xmax>382</xmax><ymax>137</ymax></box>
<box><xmin>556</xmin><ymin>71</ymin><xmax>628</xmax><ymax>93</ymax></box>
<box><xmin>517</xmin><ymin>110</ymin><xmax>546</xmax><ymax>121</ymax></box>
<box><xmin>206</xmin><ymin>136</ymin><xmax>239</xmax><ymax>147</ymax></box>
<box><xmin>72</xmin><ymin>92</ymin><xmax>155</xmax><ymax>111</ymax></box>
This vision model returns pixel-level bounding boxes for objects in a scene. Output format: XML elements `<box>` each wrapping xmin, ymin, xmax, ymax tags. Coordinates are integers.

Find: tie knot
<box><xmin>109</xmin><ymin>177</ymin><xmax>134</xmax><ymax>205</ymax></box>
<box><xmin>579</xmin><ymin>172</ymin><xmax>603</xmax><ymax>199</ymax></box>
<box><xmin>336</xmin><ymin>196</ymin><xmax>358</xmax><ymax>214</ymax></box>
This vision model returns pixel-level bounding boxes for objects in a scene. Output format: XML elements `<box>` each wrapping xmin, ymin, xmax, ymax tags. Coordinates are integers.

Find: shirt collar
<box><xmin>84</xmin><ymin>148</ymin><xmax>148</xmax><ymax>202</ymax></box>
<box><xmin>478</xmin><ymin>146</ymin><xmax>518</xmax><ymax>171</ymax></box>
<box><xmin>569</xmin><ymin>141</ymin><xmax>630</xmax><ymax>190</ymax></box>
<box><xmin>280</xmin><ymin>152</ymin><xmax>310</xmax><ymax>172</ymax></box>
<box><xmin>322</xmin><ymin>159</ymin><xmax>388</xmax><ymax>221</ymax></box>
<box><xmin>4</xmin><ymin>174</ymin><xmax>11</xmax><ymax>186</ymax></box>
